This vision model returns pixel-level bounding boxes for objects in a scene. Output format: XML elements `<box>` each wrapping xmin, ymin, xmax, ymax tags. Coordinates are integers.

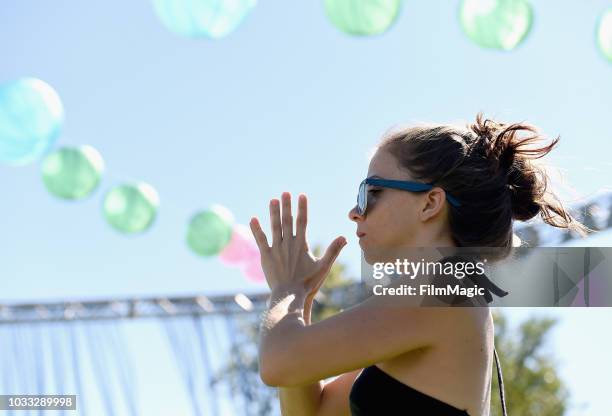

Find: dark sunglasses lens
<box><xmin>357</xmin><ymin>181</ymin><xmax>366</xmax><ymax>215</ymax></box>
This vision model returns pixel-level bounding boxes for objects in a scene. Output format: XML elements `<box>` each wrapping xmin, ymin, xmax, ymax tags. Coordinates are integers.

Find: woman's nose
<box><xmin>348</xmin><ymin>205</ymin><xmax>364</xmax><ymax>222</ymax></box>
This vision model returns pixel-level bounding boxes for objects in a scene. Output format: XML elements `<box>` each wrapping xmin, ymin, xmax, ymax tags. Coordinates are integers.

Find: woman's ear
<box><xmin>419</xmin><ymin>187</ymin><xmax>447</xmax><ymax>221</ymax></box>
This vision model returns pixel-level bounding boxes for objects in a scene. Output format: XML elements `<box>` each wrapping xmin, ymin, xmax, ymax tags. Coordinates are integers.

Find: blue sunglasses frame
<box><xmin>357</xmin><ymin>177</ymin><xmax>461</xmax><ymax>216</ymax></box>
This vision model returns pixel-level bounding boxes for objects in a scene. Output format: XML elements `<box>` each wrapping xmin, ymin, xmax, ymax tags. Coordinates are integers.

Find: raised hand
<box><xmin>249</xmin><ymin>192</ymin><xmax>347</xmax><ymax>296</ymax></box>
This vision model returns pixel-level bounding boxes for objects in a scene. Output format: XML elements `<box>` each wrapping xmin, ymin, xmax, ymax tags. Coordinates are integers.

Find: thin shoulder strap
<box><xmin>493</xmin><ymin>346</ymin><xmax>508</xmax><ymax>416</ymax></box>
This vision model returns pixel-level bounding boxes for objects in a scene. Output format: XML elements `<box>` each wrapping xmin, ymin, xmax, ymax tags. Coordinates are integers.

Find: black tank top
<box><xmin>349</xmin><ymin>365</ymin><xmax>469</xmax><ymax>415</ymax></box>
<box><xmin>349</xmin><ymin>255</ymin><xmax>509</xmax><ymax>415</ymax></box>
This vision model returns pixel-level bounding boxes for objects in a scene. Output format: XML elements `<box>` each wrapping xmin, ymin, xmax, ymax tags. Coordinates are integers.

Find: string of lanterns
<box><xmin>3</xmin><ymin>1</ymin><xmax>612</xmax><ymax>285</ymax></box>
<box><xmin>0</xmin><ymin>78</ymin><xmax>265</xmax><ymax>283</ymax></box>
<box><xmin>151</xmin><ymin>0</ymin><xmax>612</xmax><ymax>61</ymax></box>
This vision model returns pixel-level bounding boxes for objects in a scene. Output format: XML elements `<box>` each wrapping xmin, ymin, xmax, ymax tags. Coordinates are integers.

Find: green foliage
<box><xmin>491</xmin><ymin>312</ymin><xmax>568</xmax><ymax>416</ymax></box>
<box><xmin>309</xmin><ymin>244</ymin><xmax>355</xmax><ymax>322</ymax></box>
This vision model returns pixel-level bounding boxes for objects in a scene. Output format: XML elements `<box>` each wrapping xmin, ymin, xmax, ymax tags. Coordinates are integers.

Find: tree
<box><xmin>491</xmin><ymin>312</ymin><xmax>569</xmax><ymax>416</ymax></box>
<box><xmin>309</xmin><ymin>244</ymin><xmax>359</xmax><ymax>323</ymax></box>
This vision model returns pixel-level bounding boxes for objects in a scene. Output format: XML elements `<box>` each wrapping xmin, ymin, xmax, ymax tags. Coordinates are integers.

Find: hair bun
<box><xmin>507</xmin><ymin>158</ymin><xmax>542</xmax><ymax>221</ymax></box>
<box><xmin>469</xmin><ymin>113</ymin><xmax>560</xmax><ymax>222</ymax></box>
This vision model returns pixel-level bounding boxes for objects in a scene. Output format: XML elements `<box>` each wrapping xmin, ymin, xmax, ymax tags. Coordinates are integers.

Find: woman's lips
<box><xmin>357</xmin><ymin>231</ymin><xmax>366</xmax><ymax>238</ymax></box>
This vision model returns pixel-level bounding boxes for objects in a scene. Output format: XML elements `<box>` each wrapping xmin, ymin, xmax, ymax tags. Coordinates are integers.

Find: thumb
<box><xmin>319</xmin><ymin>236</ymin><xmax>347</xmax><ymax>271</ymax></box>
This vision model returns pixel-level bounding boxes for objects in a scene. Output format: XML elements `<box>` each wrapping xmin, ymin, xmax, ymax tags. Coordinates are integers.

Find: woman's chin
<box><xmin>361</xmin><ymin>244</ymin><xmax>410</xmax><ymax>265</ymax></box>
<box><xmin>361</xmin><ymin>247</ymin><xmax>387</xmax><ymax>265</ymax></box>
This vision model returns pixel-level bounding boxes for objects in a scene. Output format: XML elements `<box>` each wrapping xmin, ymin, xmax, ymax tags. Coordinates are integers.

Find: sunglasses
<box><xmin>356</xmin><ymin>176</ymin><xmax>461</xmax><ymax>216</ymax></box>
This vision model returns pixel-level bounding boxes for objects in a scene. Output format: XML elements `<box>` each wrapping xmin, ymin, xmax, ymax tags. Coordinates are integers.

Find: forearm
<box><xmin>279</xmin><ymin>380</ymin><xmax>324</xmax><ymax>416</ymax></box>
<box><xmin>259</xmin><ymin>287</ymin><xmax>323</xmax><ymax>415</ymax></box>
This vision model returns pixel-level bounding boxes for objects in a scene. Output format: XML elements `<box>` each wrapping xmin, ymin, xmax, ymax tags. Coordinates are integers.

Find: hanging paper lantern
<box><xmin>186</xmin><ymin>204</ymin><xmax>234</xmax><ymax>256</ymax></box>
<box><xmin>152</xmin><ymin>0</ymin><xmax>256</xmax><ymax>39</ymax></box>
<box><xmin>219</xmin><ymin>223</ymin><xmax>258</xmax><ymax>266</ymax></box>
<box><xmin>597</xmin><ymin>8</ymin><xmax>612</xmax><ymax>62</ymax></box>
<box><xmin>459</xmin><ymin>0</ymin><xmax>533</xmax><ymax>50</ymax></box>
<box><xmin>0</xmin><ymin>78</ymin><xmax>64</xmax><ymax>166</ymax></box>
<box><xmin>41</xmin><ymin>145</ymin><xmax>104</xmax><ymax>200</ymax></box>
<box><xmin>324</xmin><ymin>0</ymin><xmax>401</xmax><ymax>36</ymax></box>
<box><xmin>103</xmin><ymin>183</ymin><xmax>159</xmax><ymax>234</ymax></box>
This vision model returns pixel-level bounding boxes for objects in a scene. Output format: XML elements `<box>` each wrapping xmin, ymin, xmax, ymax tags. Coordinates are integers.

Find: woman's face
<box><xmin>348</xmin><ymin>148</ymin><xmax>451</xmax><ymax>264</ymax></box>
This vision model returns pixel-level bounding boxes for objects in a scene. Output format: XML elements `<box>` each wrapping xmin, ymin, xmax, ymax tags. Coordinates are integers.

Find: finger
<box><xmin>281</xmin><ymin>192</ymin><xmax>293</xmax><ymax>239</ymax></box>
<box><xmin>296</xmin><ymin>193</ymin><xmax>307</xmax><ymax>244</ymax></box>
<box><xmin>319</xmin><ymin>236</ymin><xmax>347</xmax><ymax>272</ymax></box>
<box><xmin>270</xmin><ymin>198</ymin><xmax>282</xmax><ymax>246</ymax></box>
<box><xmin>249</xmin><ymin>217</ymin><xmax>270</xmax><ymax>251</ymax></box>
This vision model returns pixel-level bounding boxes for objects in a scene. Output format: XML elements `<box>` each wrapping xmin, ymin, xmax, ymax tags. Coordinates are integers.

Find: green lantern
<box><xmin>186</xmin><ymin>204</ymin><xmax>234</xmax><ymax>257</ymax></box>
<box><xmin>103</xmin><ymin>183</ymin><xmax>159</xmax><ymax>234</ymax></box>
<box><xmin>324</xmin><ymin>0</ymin><xmax>401</xmax><ymax>36</ymax></box>
<box><xmin>459</xmin><ymin>0</ymin><xmax>533</xmax><ymax>50</ymax></box>
<box><xmin>597</xmin><ymin>8</ymin><xmax>612</xmax><ymax>62</ymax></box>
<box><xmin>41</xmin><ymin>145</ymin><xmax>104</xmax><ymax>200</ymax></box>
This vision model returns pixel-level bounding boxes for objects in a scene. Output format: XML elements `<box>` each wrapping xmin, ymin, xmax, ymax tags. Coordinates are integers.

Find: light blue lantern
<box><xmin>153</xmin><ymin>0</ymin><xmax>257</xmax><ymax>39</ymax></box>
<box><xmin>0</xmin><ymin>78</ymin><xmax>64</xmax><ymax>166</ymax></box>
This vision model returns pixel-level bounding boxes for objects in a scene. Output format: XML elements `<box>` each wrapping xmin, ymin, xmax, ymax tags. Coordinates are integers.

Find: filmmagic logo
<box><xmin>372</xmin><ymin>283</ymin><xmax>487</xmax><ymax>298</ymax></box>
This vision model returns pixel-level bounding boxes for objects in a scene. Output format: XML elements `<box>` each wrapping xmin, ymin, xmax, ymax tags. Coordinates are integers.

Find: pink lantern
<box><xmin>219</xmin><ymin>224</ymin><xmax>257</xmax><ymax>266</ymax></box>
<box><xmin>242</xmin><ymin>255</ymin><xmax>265</xmax><ymax>283</ymax></box>
<box><xmin>217</xmin><ymin>222</ymin><xmax>265</xmax><ymax>283</ymax></box>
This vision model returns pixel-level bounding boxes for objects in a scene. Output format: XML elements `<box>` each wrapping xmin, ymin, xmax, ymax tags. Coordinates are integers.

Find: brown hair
<box><xmin>379</xmin><ymin>113</ymin><xmax>592</xmax><ymax>259</ymax></box>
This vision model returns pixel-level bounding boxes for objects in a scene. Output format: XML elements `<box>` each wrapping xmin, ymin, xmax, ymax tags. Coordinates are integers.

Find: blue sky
<box><xmin>1</xmin><ymin>0</ymin><xmax>612</xmax><ymax>415</ymax></box>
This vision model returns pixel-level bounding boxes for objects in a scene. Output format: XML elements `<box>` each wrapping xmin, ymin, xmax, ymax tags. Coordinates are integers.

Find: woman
<box><xmin>250</xmin><ymin>113</ymin><xmax>589</xmax><ymax>415</ymax></box>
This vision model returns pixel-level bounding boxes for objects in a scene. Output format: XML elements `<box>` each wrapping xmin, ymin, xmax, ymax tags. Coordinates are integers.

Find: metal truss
<box><xmin>0</xmin><ymin>291</ymin><xmax>271</xmax><ymax>324</ymax></box>
<box><xmin>0</xmin><ymin>282</ymin><xmax>368</xmax><ymax>325</ymax></box>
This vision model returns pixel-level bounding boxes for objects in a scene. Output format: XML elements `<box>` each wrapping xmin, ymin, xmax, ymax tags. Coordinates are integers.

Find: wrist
<box><xmin>271</xmin><ymin>283</ymin><xmax>308</xmax><ymax>299</ymax></box>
